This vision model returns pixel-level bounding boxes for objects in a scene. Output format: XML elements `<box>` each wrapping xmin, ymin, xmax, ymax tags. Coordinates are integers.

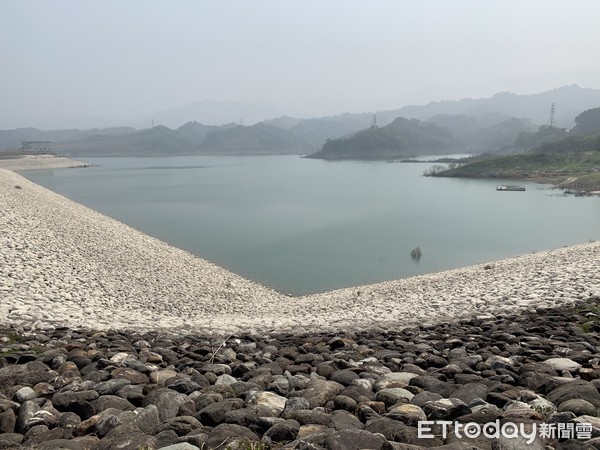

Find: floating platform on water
<box><xmin>496</xmin><ymin>185</ymin><xmax>526</xmax><ymax>192</ymax></box>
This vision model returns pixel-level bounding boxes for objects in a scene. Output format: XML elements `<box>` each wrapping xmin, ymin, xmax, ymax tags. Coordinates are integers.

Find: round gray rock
<box><xmin>557</xmin><ymin>398</ymin><xmax>597</xmax><ymax>417</ymax></box>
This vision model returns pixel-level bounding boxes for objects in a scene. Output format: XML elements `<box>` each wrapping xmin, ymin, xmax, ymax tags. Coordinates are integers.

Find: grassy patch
<box><xmin>431</xmin><ymin>148</ymin><xmax>600</xmax><ymax>190</ymax></box>
<box><xmin>562</xmin><ymin>173</ymin><xmax>600</xmax><ymax>190</ymax></box>
<box><xmin>3</xmin><ymin>333</ymin><xmax>23</xmax><ymax>344</ymax></box>
<box><xmin>226</xmin><ymin>441</ymin><xmax>269</xmax><ymax>450</ymax></box>
<box><xmin>576</xmin><ymin>304</ymin><xmax>600</xmax><ymax>333</ymax></box>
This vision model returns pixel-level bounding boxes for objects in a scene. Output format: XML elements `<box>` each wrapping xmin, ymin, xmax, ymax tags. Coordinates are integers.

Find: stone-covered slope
<box><xmin>1</xmin><ymin>298</ymin><xmax>600</xmax><ymax>449</ymax></box>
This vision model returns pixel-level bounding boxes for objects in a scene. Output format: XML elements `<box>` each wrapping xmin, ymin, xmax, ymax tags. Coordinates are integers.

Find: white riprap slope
<box><xmin>1</xmin><ymin>168</ymin><xmax>599</xmax><ymax>335</ymax></box>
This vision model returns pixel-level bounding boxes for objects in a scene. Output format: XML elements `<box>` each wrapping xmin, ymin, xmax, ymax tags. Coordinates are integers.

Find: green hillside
<box><xmin>307</xmin><ymin>117</ymin><xmax>458</xmax><ymax>160</ymax></box>
<box><xmin>199</xmin><ymin>123</ymin><xmax>310</xmax><ymax>155</ymax></box>
<box><xmin>432</xmin><ymin>133</ymin><xmax>600</xmax><ymax>190</ymax></box>
<box><xmin>54</xmin><ymin>122</ymin><xmax>309</xmax><ymax>157</ymax></box>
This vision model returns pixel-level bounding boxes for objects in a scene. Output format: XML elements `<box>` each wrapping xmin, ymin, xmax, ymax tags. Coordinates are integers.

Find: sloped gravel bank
<box><xmin>0</xmin><ymin>155</ymin><xmax>89</xmax><ymax>171</ymax></box>
<box><xmin>1</xmin><ymin>168</ymin><xmax>599</xmax><ymax>335</ymax></box>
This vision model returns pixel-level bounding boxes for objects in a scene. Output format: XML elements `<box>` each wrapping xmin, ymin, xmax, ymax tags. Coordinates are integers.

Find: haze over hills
<box><xmin>57</xmin><ymin>125</ymin><xmax>201</xmax><ymax>157</ymax></box>
<box><xmin>265</xmin><ymin>113</ymin><xmax>374</xmax><ymax>150</ymax></box>
<box><xmin>305</xmin><ymin>116</ymin><xmax>539</xmax><ymax>160</ymax></box>
<box><xmin>307</xmin><ymin>118</ymin><xmax>459</xmax><ymax>160</ymax></box>
<box><xmin>53</xmin><ymin>122</ymin><xmax>309</xmax><ymax>157</ymax></box>
<box><xmin>270</xmin><ymin>85</ymin><xmax>600</xmax><ymax>151</ymax></box>
<box><xmin>135</xmin><ymin>100</ymin><xmax>287</xmax><ymax>129</ymax></box>
<box><xmin>431</xmin><ymin>106</ymin><xmax>600</xmax><ymax>191</ymax></box>
<box><xmin>0</xmin><ymin>127</ymin><xmax>136</xmax><ymax>148</ymax></box>
<box><xmin>388</xmin><ymin>85</ymin><xmax>600</xmax><ymax>128</ymax></box>
<box><xmin>0</xmin><ymin>100</ymin><xmax>286</xmax><ymax>131</ymax></box>
<box><xmin>199</xmin><ymin>123</ymin><xmax>310</xmax><ymax>155</ymax></box>
<box><xmin>1</xmin><ymin>85</ymin><xmax>599</xmax><ymax>157</ymax></box>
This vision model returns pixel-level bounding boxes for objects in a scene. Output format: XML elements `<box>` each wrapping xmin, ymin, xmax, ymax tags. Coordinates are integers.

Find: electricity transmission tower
<box><xmin>371</xmin><ymin>114</ymin><xmax>377</xmax><ymax>129</ymax></box>
<box><xmin>546</xmin><ymin>103</ymin><xmax>556</xmax><ymax>128</ymax></box>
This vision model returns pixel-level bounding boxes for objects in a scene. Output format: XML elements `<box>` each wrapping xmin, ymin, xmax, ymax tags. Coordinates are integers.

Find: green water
<box><xmin>24</xmin><ymin>155</ymin><xmax>600</xmax><ymax>295</ymax></box>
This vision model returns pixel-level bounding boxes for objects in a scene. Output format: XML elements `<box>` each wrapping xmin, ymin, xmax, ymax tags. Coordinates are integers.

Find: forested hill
<box><xmin>3</xmin><ymin>86</ymin><xmax>599</xmax><ymax>157</ymax></box>
<box><xmin>307</xmin><ymin>117</ymin><xmax>458</xmax><ymax>160</ymax></box>
<box><xmin>16</xmin><ymin>122</ymin><xmax>311</xmax><ymax>157</ymax></box>
<box><xmin>268</xmin><ymin>85</ymin><xmax>600</xmax><ymax>149</ymax></box>
<box><xmin>430</xmin><ymin>107</ymin><xmax>600</xmax><ymax>190</ymax></box>
<box><xmin>199</xmin><ymin>123</ymin><xmax>311</xmax><ymax>155</ymax></box>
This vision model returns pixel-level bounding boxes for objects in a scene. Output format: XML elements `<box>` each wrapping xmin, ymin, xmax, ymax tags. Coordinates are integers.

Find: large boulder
<box><xmin>195</xmin><ymin>398</ymin><xmax>244</xmax><ymax>426</ymax></box>
<box><xmin>373</xmin><ymin>372</ymin><xmax>419</xmax><ymax>391</ymax></box>
<box><xmin>142</xmin><ymin>388</ymin><xmax>188</xmax><ymax>422</ymax></box>
<box><xmin>263</xmin><ymin>419</ymin><xmax>301</xmax><ymax>443</ymax></box>
<box><xmin>422</xmin><ymin>398</ymin><xmax>471</xmax><ymax>421</ymax></box>
<box><xmin>557</xmin><ymin>399</ymin><xmax>597</xmax><ymax>417</ymax></box>
<box><xmin>324</xmin><ymin>429</ymin><xmax>386</xmax><ymax>450</ymax></box>
<box><xmin>131</xmin><ymin>404</ymin><xmax>160</xmax><ymax>435</ymax></box>
<box><xmin>94</xmin><ymin>424</ymin><xmax>156</xmax><ymax>450</ymax></box>
<box><xmin>449</xmin><ymin>383</ymin><xmax>488</xmax><ymax>405</ymax></box>
<box><xmin>387</xmin><ymin>404</ymin><xmax>427</xmax><ymax>426</ymax></box>
<box><xmin>205</xmin><ymin>423</ymin><xmax>259</xmax><ymax>448</ymax></box>
<box><xmin>547</xmin><ymin>380</ymin><xmax>600</xmax><ymax>409</ymax></box>
<box><xmin>375</xmin><ymin>388</ymin><xmax>414</xmax><ymax>407</ymax></box>
<box><xmin>365</xmin><ymin>417</ymin><xmax>421</xmax><ymax>444</ymax></box>
<box><xmin>542</xmin><ymin>358</ymin><xmax>582</xmax><ymax>373</ymax></box>
<box><xmin>0</xmin><ymin>362</ymin><xmax>56</xmax><ymax>387</ymax></box>
<box><xmin>301</xmin><ymin>380</ymin><xmax>345</xmax><ymax>409</ymax></box>
<box><xmin>246</xmin><ymin>391</ymin><xmax>287</xmax><ymax>416</ymax></box>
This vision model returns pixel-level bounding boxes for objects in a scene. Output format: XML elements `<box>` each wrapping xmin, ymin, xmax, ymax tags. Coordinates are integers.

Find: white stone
<box><xmin>542</xmin><ymin>358</ymin><xmax>582</xmax><ymax>372</ymax></box>
<box><xmin>247</xmin><ymin>391</ymin><xmax>287</xmax><ymax>415</ymax></box>
<box><xmin>15</xmin><ymin>387</ymin><xmax>37</xmax><ymax>402</ymax></box>
<box><xmin>110</xmin><ymin>352</ymin><xmax>132</xmax><ymax>364</ymax></box>
<box><xmin>373</xmin><ymin>372</ymin><xmax>419</xmax><ymax>391</ymax></box>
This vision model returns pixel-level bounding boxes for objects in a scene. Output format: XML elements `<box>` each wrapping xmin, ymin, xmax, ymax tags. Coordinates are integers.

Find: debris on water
<box><xmin>410</xmin><ymin>246</ymin><xmax>422</xmax><ymax>262</ymax></box>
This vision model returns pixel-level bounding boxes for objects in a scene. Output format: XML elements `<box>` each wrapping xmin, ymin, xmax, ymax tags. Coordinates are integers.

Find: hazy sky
<box><xmin>2</xmin><ymin>0</ymin><xmax>600</xmax><ymax>128</ymax></box>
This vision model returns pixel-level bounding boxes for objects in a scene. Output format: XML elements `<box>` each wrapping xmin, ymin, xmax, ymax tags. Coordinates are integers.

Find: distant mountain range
<box><xmin>0</xmin><ymin>100</ymin><xmax>286</xmax><ymax>130</ymax></box>
<box><xmin>391</xmin><ymin>85</ymin><xmax>600</xmax><ymax>127</ymax></box>
<box><xmin>306</xmin><ymin>116</ymin><xmax>538</xmax><ymax>160</ymax></box>
<box><xmin>135</xmin><ymin>99</ymin><xmax>286</xmax><ymax>129</ymax></box>
<box><xmin>53</xmin><ymin>122</ymin><xmax>311</xmax><ymax>157</ymax></box>
<box><xmin>1</xmin><ymin>85</ymin><xmax>599</xmax><ymax>157</ymax></box>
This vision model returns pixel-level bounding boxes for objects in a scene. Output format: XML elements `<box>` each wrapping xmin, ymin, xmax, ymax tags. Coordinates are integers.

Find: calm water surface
<box><xmin>24</xmin><ymin>155</ymin><xmax>600</xmax><ymax>295</ymax></box>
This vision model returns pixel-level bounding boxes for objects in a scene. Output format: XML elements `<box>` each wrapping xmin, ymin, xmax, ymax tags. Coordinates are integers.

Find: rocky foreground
<box><xmin>2</xmin><ymin>299</ymin><xmax>600</xmax><ymax>449</ymax></box>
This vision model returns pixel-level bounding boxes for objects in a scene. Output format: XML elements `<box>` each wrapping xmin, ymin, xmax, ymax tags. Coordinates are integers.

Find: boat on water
<box><xmin>496</xmin><ymin>185</ymin><xmax>526</xmax><ymax>191</ymax></box>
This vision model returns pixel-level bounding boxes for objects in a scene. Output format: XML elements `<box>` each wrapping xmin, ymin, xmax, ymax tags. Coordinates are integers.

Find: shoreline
<box><xmin>1</xmin><ymin>166</ymin><xmax>599</xmax><ymax>336</ymax></box>
<box><xmin>431</xmin><ymin>172</ymin><xmax>600</xmax><ymax>196</ymax></box>
<box><xmin>0</xmin><ymin>154</ymin><xmax>90</xmax><ymax>171</ymax></box>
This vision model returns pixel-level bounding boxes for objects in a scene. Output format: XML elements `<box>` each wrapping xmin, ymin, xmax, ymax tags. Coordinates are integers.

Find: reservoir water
<box><xmin>24</xmin><ymin>155</ymin><xmax>600</xmax><ymax>295</ymax></box>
